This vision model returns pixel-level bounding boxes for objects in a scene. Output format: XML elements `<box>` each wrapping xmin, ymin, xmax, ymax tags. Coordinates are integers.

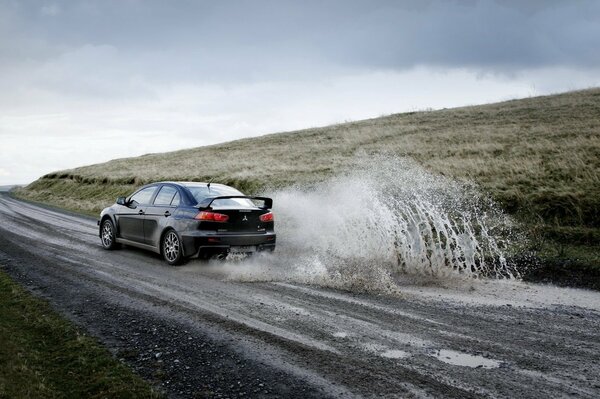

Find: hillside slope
<box><xmin>18</xmin><ymin>88</ymin><xmax>600</xmax><ymax>265</ymax></box>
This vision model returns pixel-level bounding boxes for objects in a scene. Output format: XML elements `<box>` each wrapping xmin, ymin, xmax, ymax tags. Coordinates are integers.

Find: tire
<box><xmin>162</xmin><ymin>229</ymin><xmax>184</xmax><ymax>265</ymax></box>
<box><xmin>100</xmin><ymin>219</ymin><xmax>118</xmax><ymax>250</ymax></box>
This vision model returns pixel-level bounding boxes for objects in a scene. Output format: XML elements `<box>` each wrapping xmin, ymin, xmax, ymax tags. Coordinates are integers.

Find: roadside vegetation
<box><xmin>16</xmin><ymin>88</ymin><xmax>600</xmax><ymax>269</ymax></box>
<box><xmin>0</xmin><ymin>269</ymin><xmax>159</xmax><ymax>398</ymax></box>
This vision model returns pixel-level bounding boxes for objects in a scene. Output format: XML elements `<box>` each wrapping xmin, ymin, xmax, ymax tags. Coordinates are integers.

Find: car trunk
<box><xmin>204</xmin><ymin>208</ymin><xmax>266</xmax><ymax>233</ymax></box>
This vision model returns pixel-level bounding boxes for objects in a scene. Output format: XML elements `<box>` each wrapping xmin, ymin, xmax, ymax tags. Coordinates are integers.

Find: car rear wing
<box><xmin>196</xmin><ymin>196</ymin><xmax>273</xmax><ymax>210</ymax></box>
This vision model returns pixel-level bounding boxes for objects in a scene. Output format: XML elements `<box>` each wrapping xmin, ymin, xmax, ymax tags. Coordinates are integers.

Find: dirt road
<box><xmin>1</xmin><ymin>194</ymin><xmax>599</xmax><ymax>398</ymax></box>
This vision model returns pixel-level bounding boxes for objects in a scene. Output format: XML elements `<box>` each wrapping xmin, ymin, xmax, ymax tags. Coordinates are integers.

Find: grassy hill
<box><xmin>17</xmin><ymin>88</ymin><xmax>600</xmax><ymax>269</ymax></box>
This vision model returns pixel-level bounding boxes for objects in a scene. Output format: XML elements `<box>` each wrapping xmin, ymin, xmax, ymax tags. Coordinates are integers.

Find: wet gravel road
<box><xmin>1</xmin><ymin>194</ymin><xmax>599</xmax><ymax>398</ymax></box>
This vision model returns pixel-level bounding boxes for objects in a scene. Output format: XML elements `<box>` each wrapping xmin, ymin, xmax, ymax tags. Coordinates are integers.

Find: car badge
<box><xmin>242</xmin><ymin>215</ymin><xmax>248</xmax><ymax>221</ymax></box>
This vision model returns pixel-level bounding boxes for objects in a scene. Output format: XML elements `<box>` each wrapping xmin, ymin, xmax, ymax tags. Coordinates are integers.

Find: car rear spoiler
<box><xmin>196</xmin><ymin>196</ymin><xmax>273</xmax><ymax>210</ymax></box>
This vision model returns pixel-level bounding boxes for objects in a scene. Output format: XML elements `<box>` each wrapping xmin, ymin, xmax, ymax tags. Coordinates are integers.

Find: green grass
<box><xmin>15</xmin><ymin>88</ymin><xmax>600</xmax><ymax>269</ymax></box>
<box><xmin>0</xmin><ymin>269</ymin><xmax>159</xmax><ymax>398</ymax></box>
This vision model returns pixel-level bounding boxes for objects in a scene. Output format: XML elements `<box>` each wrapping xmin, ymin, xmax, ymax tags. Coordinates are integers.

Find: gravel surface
<box><xmin>1</xmin><ymin>193</ymin><xmax>599</xmax><ymax>398</ymax></box>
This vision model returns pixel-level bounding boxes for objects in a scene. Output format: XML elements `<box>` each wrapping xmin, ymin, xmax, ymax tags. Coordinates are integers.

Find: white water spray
<box><xmin>218</xmin><ymin>157</ymin><xmax>519</xmax><ymax>293</ymax></box>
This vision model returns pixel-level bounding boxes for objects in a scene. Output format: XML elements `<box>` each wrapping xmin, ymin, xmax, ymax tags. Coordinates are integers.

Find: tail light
<box><xmin>195</xmin><ymin>211</ymin><xmax>229</xmax><ymax>222</ymax></box>
<box><xmin>259</xmin><ymin>212</ymin><xmax>274</xmax><ymax>222</ymax></box>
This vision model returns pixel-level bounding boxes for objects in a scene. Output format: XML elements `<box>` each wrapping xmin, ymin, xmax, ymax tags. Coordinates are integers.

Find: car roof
<box><xmin>151</xmin><ymin>181</ymin><xmax>230</xmax><ymax>188</ymax></box>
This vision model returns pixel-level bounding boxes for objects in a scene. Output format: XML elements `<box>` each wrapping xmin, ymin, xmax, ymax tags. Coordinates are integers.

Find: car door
<box><xmin>117</xmin><ymin>185</ymin><xmax>157</xmax><ymax>243</ymax></box>
<box><xmin>143</xmin><ymin>185</ymin><xmax>179</xmax><ymax>246</ymax></box>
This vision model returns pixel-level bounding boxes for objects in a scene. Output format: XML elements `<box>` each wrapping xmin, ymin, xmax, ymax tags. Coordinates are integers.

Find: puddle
<box><xmin>430</xmin><ymin>349</ymin><xmax>501</xmax><ymax>369</ymax></box>
<box><xmin>360</xmin><ymin>342</ymin><xmax>411</xmax><ymax>359</ymax></box>
<box><xmin>380</xmin><ymin>349</ymin><xmax>410</xmax><ymax>359</ymax></box>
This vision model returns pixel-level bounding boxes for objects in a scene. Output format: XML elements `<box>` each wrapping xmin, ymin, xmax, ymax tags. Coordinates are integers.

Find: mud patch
<box><xmin>381</xmin><ymin>349</ymin><xmax>411</xmax><ymax>359</ymax></box>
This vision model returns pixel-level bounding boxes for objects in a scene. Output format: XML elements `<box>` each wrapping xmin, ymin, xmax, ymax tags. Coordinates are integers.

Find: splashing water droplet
<box><xmin>220</xmin><ymin>156</ymin><xmax>520</xmax><ymax>294</ymax></box>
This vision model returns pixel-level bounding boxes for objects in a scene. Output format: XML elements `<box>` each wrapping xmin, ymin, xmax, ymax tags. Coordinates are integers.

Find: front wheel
<box><xmin>100</xmin><ymin>219</ymin><xmax>118</xmax><ymax>250</ymax></box>
<box><xmin>162</xmin><ymin>230</ymin><xmax>183</xmax><ymax>265</ymax></box>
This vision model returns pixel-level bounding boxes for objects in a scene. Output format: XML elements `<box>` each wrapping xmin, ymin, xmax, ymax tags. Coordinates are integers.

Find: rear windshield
<box><xmin>185</xmin><ymin>184</ymin><xmax>255</xmax><ymax>208</ymax></box>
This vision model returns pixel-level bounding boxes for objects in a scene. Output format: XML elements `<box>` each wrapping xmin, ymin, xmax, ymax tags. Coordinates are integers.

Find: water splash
<box><xmin>218</xmin><ymin>156</ymin><xmax>519</xmax><ymax>293</ymax></box>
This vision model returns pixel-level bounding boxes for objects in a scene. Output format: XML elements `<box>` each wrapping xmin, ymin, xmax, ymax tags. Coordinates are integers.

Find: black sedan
<box><xmin>98</xmin><ymin>182</ymin><xmax>275</xmax><ymax>265</ymax></box>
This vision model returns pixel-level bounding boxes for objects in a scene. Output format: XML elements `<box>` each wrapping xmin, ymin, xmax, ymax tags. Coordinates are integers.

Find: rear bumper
<box><xmin>180</xmin><ymin>231</ymin><xmax>276</xmax><ymax>257</ymax></box>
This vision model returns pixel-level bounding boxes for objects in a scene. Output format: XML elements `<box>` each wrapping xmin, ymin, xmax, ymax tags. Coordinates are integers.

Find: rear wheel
<box><xmin>100</xmin><ymin>219</ymin><xmax>118</xmax><ymax>250</ymax></box>
<box><xmin>162</xmin><ymin>230</ymin><xmax>183</xmax><ymax>265</ymax></box>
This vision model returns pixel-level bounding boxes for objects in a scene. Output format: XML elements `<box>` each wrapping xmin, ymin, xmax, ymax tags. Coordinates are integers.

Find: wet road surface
<box><xmin>1</xmin><ymin>194</ymin><xmax>599</xmax><ymax>398</ymax></box>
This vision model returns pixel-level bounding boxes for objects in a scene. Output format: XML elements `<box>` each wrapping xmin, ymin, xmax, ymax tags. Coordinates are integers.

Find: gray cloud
<box><xmin>3</xmin><ymin>0</ymin><xmax>599</xmax><ymax>82</ymax></box>
<box><xmin>1</xmin><ymin>0</ymin><xmax>597</xmax><ymax>109</ymax></box>
<box><xmin>1</xmin><ymin>0</ymin><xmax>599</xmax><ymax>185</ymax></box>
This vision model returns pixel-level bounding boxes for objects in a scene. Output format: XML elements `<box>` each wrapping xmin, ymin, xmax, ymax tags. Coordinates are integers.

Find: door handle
<box><xmin>138</xmin><ymin>209</ymin><xmax>145</xmax><ymax>215</ymax></box>
<box><xmin>164</xmin><ymin>211</ymin><xmax>171</xmax><ymax>217</ymax></box>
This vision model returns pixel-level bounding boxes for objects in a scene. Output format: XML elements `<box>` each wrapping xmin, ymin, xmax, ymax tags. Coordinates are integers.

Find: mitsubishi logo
<box><xmin>242</xmin><ymin>215</ymin><xmax>248</xmax><ymax>221</ymax></box>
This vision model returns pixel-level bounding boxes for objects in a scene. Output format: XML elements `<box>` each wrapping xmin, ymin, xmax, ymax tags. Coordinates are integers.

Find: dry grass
<box><xmin>17</xmin><ymin>88</ymin><xmax>600</xmax><ymax>264</ymax></box>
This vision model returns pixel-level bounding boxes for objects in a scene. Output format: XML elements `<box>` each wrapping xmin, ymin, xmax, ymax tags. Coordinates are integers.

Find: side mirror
<box><xmin>116</xmin><ymin>196</ymin><xmax>127</xmax><ymax>206</ymax></box>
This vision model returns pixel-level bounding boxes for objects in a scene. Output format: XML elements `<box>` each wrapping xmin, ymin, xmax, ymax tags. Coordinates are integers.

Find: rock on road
<box><xmin>0</xmin><ymin>193</ymin><xmax>599</xmax><ymax>398</ymax></box>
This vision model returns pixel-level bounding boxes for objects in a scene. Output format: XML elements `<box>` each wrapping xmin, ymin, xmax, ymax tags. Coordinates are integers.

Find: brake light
<box><xmin>195</xmin><ymin>211</ymin><xmax>229</xmax><ymax>222</ymax></box>
<box><xmin>259</xmin><ymin>212</ymin><xmax>274</xmax><ymax>222</ymax></box>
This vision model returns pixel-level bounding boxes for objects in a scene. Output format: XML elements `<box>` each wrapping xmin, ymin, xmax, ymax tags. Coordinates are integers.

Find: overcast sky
<box><xmin>1</xmin><ymin>0</ymin><xmax>599</xmax><ymax>185</ymax></box>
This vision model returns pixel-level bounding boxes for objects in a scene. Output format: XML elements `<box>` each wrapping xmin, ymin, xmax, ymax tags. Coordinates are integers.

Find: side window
<box><xmin>171</xmin><ymin>192</ymin><xmax>180</xmax><ymax>206</ymax></box>
<box><xmin>129</xmin><ymin>186</ymin><xmax>156</xmax><ymax>206</ymax></box>
<box><xmin>153</xmin><ymin>186</ymin><xmax>177</xmax><ymax>206</ymax></box>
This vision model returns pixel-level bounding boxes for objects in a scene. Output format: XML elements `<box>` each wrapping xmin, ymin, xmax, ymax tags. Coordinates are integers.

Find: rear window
<box><xmin>171</xmin><ymin>192</ymin><xmax>180</xmax><ymax>206</ymax></box>
<box><xmin>185</xmin><ymin>184</ymin><xmax>254</xmax><ymax>208</ymax></box>
<box><xmin>154</xmin><ymin>186</ymin><xmax>178</xmax><ymax>206</ymax></box>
